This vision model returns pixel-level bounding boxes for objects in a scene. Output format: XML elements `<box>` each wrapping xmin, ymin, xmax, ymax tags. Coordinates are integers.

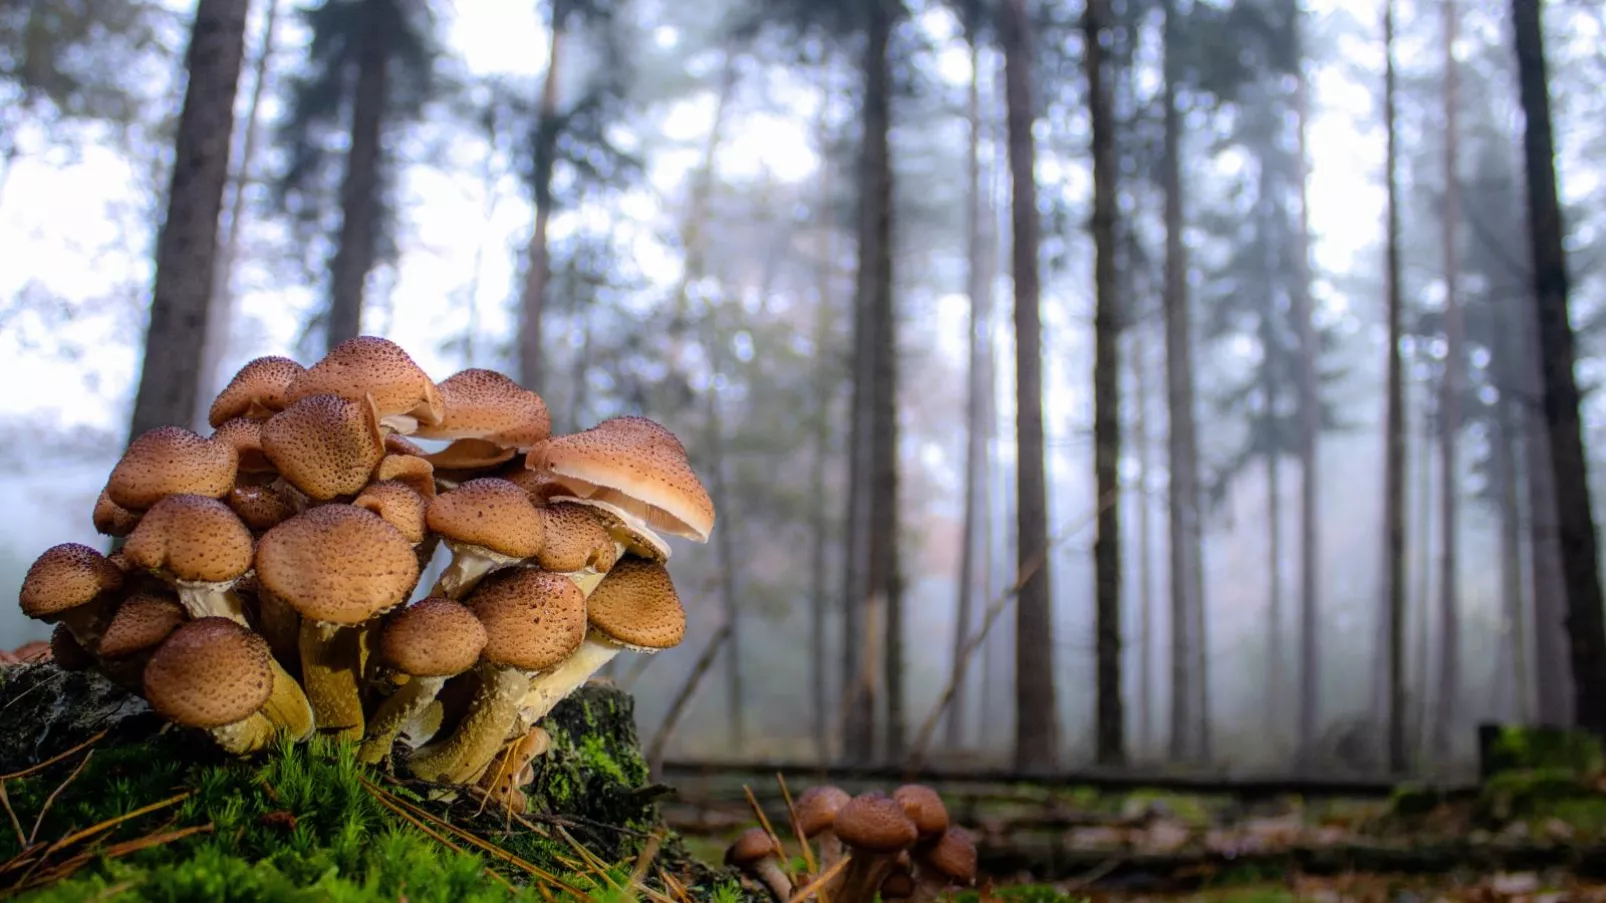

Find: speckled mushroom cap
<box><xmin>123</xmin><ymin>494</ymin><xmax>255</xmax><ymax>584</ymax></box>
<box><xmin>19</xmin><ymin>543</ymin><xmax>124</xmax><ymax>618</ymax></box>
<box><xmin>354</xmin><ymin>480</ymin><xmax>428</xmax><ymax>544</ymax></box>
<box><xmin>255</xmin><ymin>505</ymin><xmax>420</xmax><ymax>626</ymax></box>
<box><xmin>577</xmin><ymin>503</ymin><xmax>670</xmax><ymax>563</ymax></box>
<box><xmin>725</xmin><ymin>827</ymin><xmax>780</xmax><ymax>867</ymax></box>
<box><xmin>261</xmin><ymin>393</ymin><xmax>386</xmax><ymax>501</ymax></box>
<box><xmin>98</xmin><ymin>592</ymin><xmax>187</xmax><ymax>658</ymax></box>
<box><xmin>891</xmin><ymin>784</ymin><xmax>949</xmax><ymax>839</ymax></box>
<box><xmin>284</xmin><ymin>336</ymin><xmax>443</xmax><ymax>429</ymax></box>
<box><xmin>209</xmin><ymin>356</ymin><xmax>304</xmax><ymax>427</ymax></box>
<box><xmin>497</xmin><ymin>467</ymin><xmax>567</xmax><ymax>506</ymax></box>
<box><xmin>228</xmin><ymin>483</ymin><xmax>297</xmax><ymax>533</ymax></box>
<box><xmin>921</xmin><ymin>827</ymin><xmax>977</xmax><ymax>883</ymax></box>
<box><xmin>425</xmin><ymin>478</ymin><xmax>545</xmax><ymax>558</ymax></box>
<box><xmin>210</xmin><ymin>417</ymin><xmax>274</xmax><ymax>473</ymax></box>
<box><xmin>525</xmin><ymin>415</ymin><xmax>715</xmax><ymax>543</ymax></box>
<box><xmin>380</xmin><ymin>598</ymin><xmax>487</xmax><ymax>677</ymax></box>
<box><xmin>795</xmin><ymin>785</ymin><xmax>853</xmax><ymax>837</ymax></box>
<box><xmin>92</xmin><ymin>488</ymin><xmax>142</xmax><ymax>536</ymax></box>
<box><xmin>467</xmin><ymin>568</ymin><xmax>587</xmax><ymax>671</ymax></box>
<box><xmin>373</xmin><ymin>454</ymin><xmax>436</xmax><ymax>500</ymax></box>
<box><xmin>106</xmin><ymin>426</ymin><xmax>238</xmax><ymax>511</ymax></box>
<box><xmin>535</xmin><ymin>503</ymin><xmax>618</xmax><ymax>573</ymax></box>
<box><xmin>585</xmin><ymin>558</ymin><xmax>685</xmax><ymax>652</ymax></box>
<box><xmin>385</xmin><ymin>434</ymin><xmax>427</xmax><ymax>457</ymax></box>
<box><xmin>142</xmin><ymin>617</ymin><xmax>274</xmax><ymax>729</ymax></box>
<box><xmin>416</xmin><ymin>369</ymin><xmax>551</xmax><ymax>449</ymax></box>
<box><xmin>834</xmin><ymin>792</ymin><xmax>918</xmax><ymax>854</ymax></box>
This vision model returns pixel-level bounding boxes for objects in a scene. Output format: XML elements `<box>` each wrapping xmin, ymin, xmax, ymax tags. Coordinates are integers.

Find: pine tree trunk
<box><xmin>809</xmin><ymin>64</ymin><xmax>838</xmax><ymax>767</ymax></box>
<box><xmin>516</xmin><ymin>10</ymin><xmax>565</xmax><ymax>389</ymax></box>
<box><xmin>1000</xmin><ymin>0</ymin><xmax>1058</xmax><ymax>771</ymax></box>
<box><xmin>1432</xmin><ymin>0</ymin><xmax>1463</xmax><ymax>758</ymax></box>
<box><xmin>127</xmin><ymin>0</ymin><xmax>251</xmax><ymax>442</ymax></box>
<box><xmin>324</xmin><ymin>0</ymin><xmax>390</xmax><ymax>351</ymax></box>
<box><xmin>1510</xmin><ymin>0</ymin><xmax>1606</xmax><ymax>733</ymax></box>
<box><xmin>1525</xmin><ymin>281</ymin><xmax>1572</xmax><ymax>726</ymax></box>
<box><xmin>1491</xmin><ymin>344</ymin><xmax>1531</xmax><ymax>722</ymax></box>
<box><xmin>196</xmin><ymin>0</ymin><xmax>280</xmax><ymax>428</ymax></box>
<box><xmin>1382</xmin><ymin>0</ymin><xmax>1410</xmax><ymax>775</ymax></box>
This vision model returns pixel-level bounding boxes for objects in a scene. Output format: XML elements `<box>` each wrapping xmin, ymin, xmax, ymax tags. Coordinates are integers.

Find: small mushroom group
<box><xmin>13</xmin><ymin>337</ymin><xmax>715</xmax><ymax>810</ymax></box>
<box><xmin>725</xmin><ymin>783</ymin><xmax>977</xmax><ymax>902</ymax></box>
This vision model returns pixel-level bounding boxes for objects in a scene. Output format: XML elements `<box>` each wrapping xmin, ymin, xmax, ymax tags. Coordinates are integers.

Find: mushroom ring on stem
<box><xmin>406</xmin><ymin>568</ymin><xmax>586</xmax><ymax>785</ymax></box>
<box><xmin>141</xmin><ymin>617</ymin><xmax>284</xmax><ymax>755</ymax></box>
<box><xmin>425</xmin><ymin>478</ymin><xmax>545</xmax><ymax>599</ymax></box>
<box><xmin>357</xmin><ymin>597</ymin><xmax>487</xmax><ymax>765</ymax></box>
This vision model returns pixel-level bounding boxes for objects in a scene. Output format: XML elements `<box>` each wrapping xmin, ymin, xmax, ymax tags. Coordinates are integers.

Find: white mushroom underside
<box><xmin>514</xmin><ymin>632</ymin><xmax>649</xmax><ymax>734</ymax></box>
<box><xmin>431</xmin><ymin>542</ymin><xmax>521</xmax><ymax>600</ymax></box>
<box><xmin>550</xmin><ymin>496</ymin><xmax>671</xmax><ymax>561</ymax></box>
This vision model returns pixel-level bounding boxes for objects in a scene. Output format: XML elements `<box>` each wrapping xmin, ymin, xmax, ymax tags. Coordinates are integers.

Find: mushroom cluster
<box><xmin>14</xmin><ymin>336</ymin><xmax>714</xmax><ymax>810</ymax></box>
<box><xmin>725</xmin><ymin>783</ymin><xmax>976</xmax><ymax>903</ymax></box>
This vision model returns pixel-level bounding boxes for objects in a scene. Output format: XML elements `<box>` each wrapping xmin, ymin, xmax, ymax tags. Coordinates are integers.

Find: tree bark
<box><xmin>810</xmin><ymin>64</ymin><xmax>838</xmax><ymax>767</ymax></box>
<box><xmin>324</xmin><ymin>0</ymin><xmax>390</xmax><ymax>351</ymax></box>
<box><xmin>1510</xmin><ymin>0</ymin><xmax>1606</xmax><ymax>733</ymax></box>
<box><xmin>1491</xmin><ymin>335</ymin><xmax>1531</xmax><ymax>722</ymax></box>
<box><xmin>516</xmin><ymin>8</ymin><xmax>566</xmax><ymax>390</ymax></box>
<box><xmin>1000</xmin><ymin>0</ymin><xmax>1057</xmax><ymax>771</ymax></box>
<box><xmin>196</xmin><ymin>0</ymin><xmax>280</xmax><ymax>429</ymax></box>
<box><xmin>1525</xmin><ymin>275</ymin><xmax>1573</xmax><ymax>726</ymax></box>
<box><xmin>127</xmin><ymin>0</ymin><xmax>251</xmax><ymax>443</ymax></box>
<box><xmin>1432</xmin><ymin>0</ymin><xmax>1463</xmax><ymax>758</ymax></box>
<box><xmin>1382</xmin><ymin>0</ymin><xmax>1410</xmax><ymax>775</ymax></box>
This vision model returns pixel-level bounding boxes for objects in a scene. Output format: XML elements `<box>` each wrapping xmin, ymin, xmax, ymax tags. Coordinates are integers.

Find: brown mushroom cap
<box><xmin>211</xmin><ymin>417</ymin><xmax>274</xmax><ymax>473</ymax></box>
<box><xmin>585</xmin><ymin>558</ymin><xmax>685</xmax><ymax>651</ymax></box>
<box><xmin>106</xmin><ymin>426</ymin><xmax>238</xmax><ymax>511</ymax></box>
<box><xmin>92</xmin><ymin>488</ymin><xmax>142</xmax><ymax>536</ymax></box>
<box><xmin>354</xmin><ymin>480</ymin><xmax>428</xmax><ymax>544</ymax></box>
<box><xmin>834</xmin><ymin>792</ymin><xmax>918</xmax><ymax>854</ymax></box>
<box><xmin>892</xmin><ymin>784</ymin><xmax>949</xmax><ymax>839</ymax></box>
<box><xmin>535</xmin><ymin>502</ymin><xmax>618</xmax><ymax>573</ymax></box>
<box><xmin>426</xmin><ymin>478</ymin><xmax>545</xmax><ymax>558</ymax></box>
<box><xmin>468</xmin><ymin>568</ymin><xmax>587</xmax><ymax>671</ymax></box>
<box><xmin>374</xmin><ymin>453</ymin><xmax>437</xmax><ymax>500</ymax></box>
<box><xmin>380</xmin><ymin>598</ymin><xmax>487</xmax><ymax>677</ymax></box>
<box><xmin>209</xmin><ymin>356</ymin><xmax>304</xmax><ymax>427</ymax></box>
<box><xmin>795</xmin><ymin>784</ymin><xmax>853</xmax><ymax>837</ymax></box>
<box><xmin>255</xmin><ymin>504</ymin><xmax>420</xmax><ymax>625</ymax></box>
<box><xmin>261</xmin><ymin>393</ymin><xmax>387</xmax><ymax>501</ymax></box>
<box><xmin>142</xmin><ymin>617</ymin><xmax>275</xmax><ymax>728</ymax></box>
<box><xmin>228</xmin><ymin>483</ymin><xmax>298</xmax><ymax>532</ymax></box>
<box><xmin>880</xmin><ymin>861</ymin><xmax>916</xmax><ymax>899</ymax></box>
<box><xmin>725</xmin><ymin>827</ymin><xmax>781</xmax><ymax>867</ymax></box>
<box><xmin>123</xmin><ymin>494</ymin><xmax>255</xmax><ymax>584</ymax></box>
<box><xmin>284</xmin><ymin>336</ymin><xmax>443</xmax><ymax>429</ymax></box>
<box><xmin>496</xmin><ymin>467</ymin><xmax>567</xmax><ymax>506</ymax></box>
<box><xmin>416</xmin><ymin>368</ymin><xmax>551</xmax><ymax>449</ymax></box>
<box><xmin>385</xmin><ymin>434</ymin><xmax>427</xmax><ymax>457</ymax></box>
<box><xmin>98</xmin><ymin>592</ymin><xmax>187</xmax><ymax>658</ymax></box>
<box><xmin>525</xmin><ymin>415</ymin><xmax>714</xmax><ymax>543</ymax></box>
<box><xmin>19</xmin><ymin>543</ymin><xmax>124</xmax><ymax>618</ymax></box>
<box><xmin>921</xmin><ymin>827</ymin><xmax>977</xmax><ymax>884</ymax></box>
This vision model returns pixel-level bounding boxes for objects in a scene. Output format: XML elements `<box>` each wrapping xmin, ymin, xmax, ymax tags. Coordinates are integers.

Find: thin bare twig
<box><xmin>28</xmin><ymin>750</ymin><xmax>92</xmax><ymax>845</ymax></box>
<box><xmin>0</xmin><ymin>731</ymin><xmax>107</xmax><ymax>782</ymax></box>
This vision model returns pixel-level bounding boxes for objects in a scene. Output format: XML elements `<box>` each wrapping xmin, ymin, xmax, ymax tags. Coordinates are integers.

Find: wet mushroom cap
<box><xmin>417</xmin><ymin>368</ymin><xmax>551</xmax><ymax>448</ymax></box>
<box><xmin>725</xmin><ymin>827</ymin><xmax>781</xmax><ymax>867</ymax></box>
<box><xmin>142</xmin><ymin>617</ymin><xmax>275</xmax><ymax>729</ymax></box>
<box><xmin>210</xmin><ymin>417</ymin><xmax>274</xmax><ymax>473</ymax></box>
<box><xmin>19</xmin><ymin>543</ymin><xmax>124</xmax><ymax>619</ymax></box>
<box><xmin>426</xmin><ymin>478</ymin><xmax>546</xmax><ymax>558</ymax></box>
<box><xmin>586</xmin><ymin>558</ymin><xmax>686</xmax><ymax>651</ymax></box>
<box><xmin>834</xmin><ymin>792</ymin><xmax>918</xmax><ymax>854</ymax></box>
<box><xmin>123</xmin><ymin>494</ymin><xmax>255</xmax><ymax>584</ymax></box>
<box><xmin>284</xmin><ymin>336</ymin><xmax>443</xmax><ymax>428</ymax></box>
<box><xmin>892</xmin><ymin>784</ymin><xmax>949</xmax><ymax>839</ymax></box>
<box><xmin>381</xmin><ymin>598</ymin><xmax>488</xmax><ymax>677</ymax></box>
<box><xmin>922</xmin><ymin>827</ymin><xmax>977</xmax><ymax>884</ymax></box>
<box><xmin>535</xmin><ymin>503</ymin><xmax>617</xmax><ymax>573</ymax></box>
<box><xmin>106</xmin><ymin>426</ymin><xmax>238</xmax><ymax>510</ymax></box>
<box><xmin>261</xmin><ymin>393</ymin><xmax>387</xmax><ymax>501</ymax></box>
<box><xmin>209</xmin><ymin>356</ymin><xmax>304</xmax><ymax>426</ymax></box>
<box><xmin>526</xmin><ymin>415</ymin><xmax>715</xmax><ymax>542</ymax></box>
<box><xmin>354</xmin><ymin>480</ymin><xmax>428</xmax><ymax>544</ymax></box>
<box><xmin>98</xmin><ymin>592</ymin><xmax>187</xmax><ymax>658</ymax></box>
<box><xmin>468</xmin><ymin>569</ymin><xmax>587</xmax><ymax>671</ymax></box>
<box><xmin>255</xmin><ymin>505</ymin><xmax>421</xmax><ymax>625</ymax></box>
<box><xmin>795</xmin><ymin>784</ymin><xmax>853</xmax><ymax>837</ymax></box>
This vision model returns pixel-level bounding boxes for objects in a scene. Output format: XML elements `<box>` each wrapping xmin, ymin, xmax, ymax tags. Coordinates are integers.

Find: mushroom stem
<box><xmin>839</xmin><ymin>853</ymin><xmax>899</xmax><ymax>903</ymax></box>
<box><xmin>430</xmin><ymin>543</ymin><xmax>520</xmax><ymax>600</ymax></box>
<box><xmin>746</xmin><ymin>860</ymin><xmax>793</xmax><ymax>901</ymax></box>
<box><xmin>513</xmin><ymin>632</ymin><xmax>624</xmax><ymax>733</ymax></box>
<box><xmin>54</xmin><ymin>606</ymin><xmax>109</xmax><ymax>654</ymax></box>
<box><xmin>209</xmin><ymin>711</ymin><xmax>280</xmax><ymax>755</ymax></box>
<box><xmin>357</xmin><ymin>674</ymin><xmax>447</xmax><ymax>765</ymax></box>
<box><xmin>299</xmin><ymin>621</ymin><xmax>366</xmax><ymax>740</ymax></box>
<box><xmin>261</xmin><ymin>661</ymin><xmax>316</xmax><ymax>743</ymax></box>
<box><xmin>406</xmin><ymin>664</ymin><xmax>529</xmax><ymax>785</ymax></box>
<box><xmin>173</xmin><ymin>582</ymin><xmax>249</xmax><ymax>625</ymax></box>
<box><xmin>257</xmin><ymin>593</ymin><xmax>300</xmax><ymax>672</ymax></box>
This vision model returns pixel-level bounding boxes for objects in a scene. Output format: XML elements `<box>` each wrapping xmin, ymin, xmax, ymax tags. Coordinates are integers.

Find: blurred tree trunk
<box><xmin>810</xmin><ymin>64</ymin><xmax>838</xmax><ymax>766</ymax></box>
<box><xmin>1526</xmin><ymin>287</ymin><xmax>1572</xmax><ymax>726</ymax></box>
<box><xmin>1432</xmin><ymin>0</ymin><xmax>1463</xmax><ymax>759</ymax></box>
<box><xmin>1257</xmin><ymin>150</ymin><xmax>1283</xmax><ymax>744</ymax></box>
<box><xmin>1491</xmin><ymin>326</ymin><xmax>1531</xmax><ymax>721</ymax></box>
<box><xmin>1511</xmin><ymin>0</ymin><xmax>1606</xmax><ymax>733</ymax></box>
<box><xmin>324</xmin><ymin>0</ymin><xmax>391</xmax><ymax>351</ymax></box>
<box><xmin>1159</xmin><ymin>0</ymin><xmax>1200</xmax><ymax>764</ymax></box>
<box><xmin>516</xmin><ymin>5</ymin><xmax>566</xmax><ymax>389</ymax></box>
<box><xmin>1133</xmin><ymin>321</ymin><xmax>1154</xmax><ymax>760</ymax></box>
<box><xmin>1409</xmin><ymin>394</ymin><xmax>1435</xmax><ymax>755</ymax></box>
<box><xmin>946</xmin><ymin>34</ymin><xmax>991</xmax><ymax>752</ymax></box>
<box><xmin>1084</xmin><ymin>0</ymin><xmax>1123</xmax><ymax>768</ymax></box>
<box><xmin>128</xmin><ymin>0</ymin><xmax>251</xmax><ymax>442</ymax></box>
<box><xmin>196</xmin><ymin>0</ymin><xmax>279</xmax><ymax>428</ymax></box>
<box><xmin>1000</xmin><ymin>0</ymin><xmax>1057</xmax><ymax>772</ymax></box>
<box><xmin>1290</xmin><ymin>0</ymin><xmax>1322</xmax><ymax>764</ymax></box>
<box><xmin>1382</xmin><ymin>0</ymin><xmax>1409</xmax><ymax>775</ymax></box>
<box><xmin>703</xmin><ymin>335</ymin><xmax>744</xmax><ymax>748</ymax></box>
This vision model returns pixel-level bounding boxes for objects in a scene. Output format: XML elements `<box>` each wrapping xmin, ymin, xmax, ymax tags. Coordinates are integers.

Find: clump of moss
<box><xmin>1480</xmin><ymin>725</ymin><xmax>1604</xmax><ymax>778</ymax></box>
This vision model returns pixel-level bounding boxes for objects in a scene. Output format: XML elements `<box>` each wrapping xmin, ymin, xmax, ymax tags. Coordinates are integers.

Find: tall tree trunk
<box><xmin>1492</xmin><ymin>342</ymin><xmax>1531</xmax><ymax>722</ymax></box>
<box><xmin>1258</xmin><ymin>152</ymin><xmax>1284</xmax><ymax>743</ymax></box>
<box><xmin>1382</xmin><ymin>0</ymin><xmax>1410</xmax><ymax>775</ymax></box>
<box><xmin>1159</xmin><ymin>0</ymin><xmax>1200</xmax><ymax>764</ymax></box>
<box><xmin>1086</xmin><ymin>0</ymin><xmax>1124</xmax><ymax>768</ymax></box>
<box><xmin>947</xmin><ymin>36</ymin><xmax>991</xmax><ymax>752</ymax></box>
<box><xmin>1432</xmin><ymin>0</ymin><xmax>1463</xmax><ymax>758</ymax></box>
<box><xmin>810</xmin><ymin>64</ymin><xmax>838</xmax><ymax>766</ymax></box>
<box><xmin>1000</xmin><ymin>0</ymin><xmax>1057</xmax><ymax>771</ymax></box>
<box><xmin>1290</xmin><ymin>0</ymin><xmax>1322</xmax><ymax>764</ymax></box>
<box><xmin>324</xmin><ymin>2</ymin><xmax>390</xmax><ymax>351</ymax></box>
<box><xmin>1525</xmin><ymin>279</ymin><xmax>1572</xmax><ymax>726</ymax></box>
<box><xmin>1133</xmin><ymin>292</ymin><xmax>1155</xmax><ymax>761</ymax></box>
<box><xmin>1409</xmin><ymin>395</ymin><xmax>1435</xmax><ymax>756</ymax></box>
<box><xmin>196</xmin><ymin>0</ymin><xmax>280</xmax><ymax>428</ymax></box>
<box><xmin>516</xmin><ymin>9</ymin><xmax>566</xmax><ymax>389</ymax></box>
<box><xmin>1511</xmin><ymin>0</ymin><xmax>1606</xmax><ymax>733</ymax></box>
<box><xmin>128</xmin><ymin>0</ymin><xmax>251</xmax><ymax>442</ymax></box>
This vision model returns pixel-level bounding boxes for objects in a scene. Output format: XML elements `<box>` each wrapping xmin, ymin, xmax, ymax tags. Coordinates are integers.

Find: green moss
<box><xmin>1387</xmin><ymin>782</ymin><xmax>1443</xmax><ymax>818</ymax></box>
<box><xmin>1481</xmin><ymin>725</ymin><xmax>1604</xmax><ymax>777</ymax></box>
<box><xmin>950</xmin><ymin>887</ymin><xmax>1087</xmax><ymax>903</ymax></box>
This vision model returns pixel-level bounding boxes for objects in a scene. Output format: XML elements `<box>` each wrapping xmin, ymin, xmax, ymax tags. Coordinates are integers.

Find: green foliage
<box><xmin>950</xmin><ymin>887</ymin><xmax>1087</xmax><ymax>903</ymax></box>
<box><xmin>1482</xmin><ymin>725</ymin><xmax>1605</xmax><ymax>777</ymax></box>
